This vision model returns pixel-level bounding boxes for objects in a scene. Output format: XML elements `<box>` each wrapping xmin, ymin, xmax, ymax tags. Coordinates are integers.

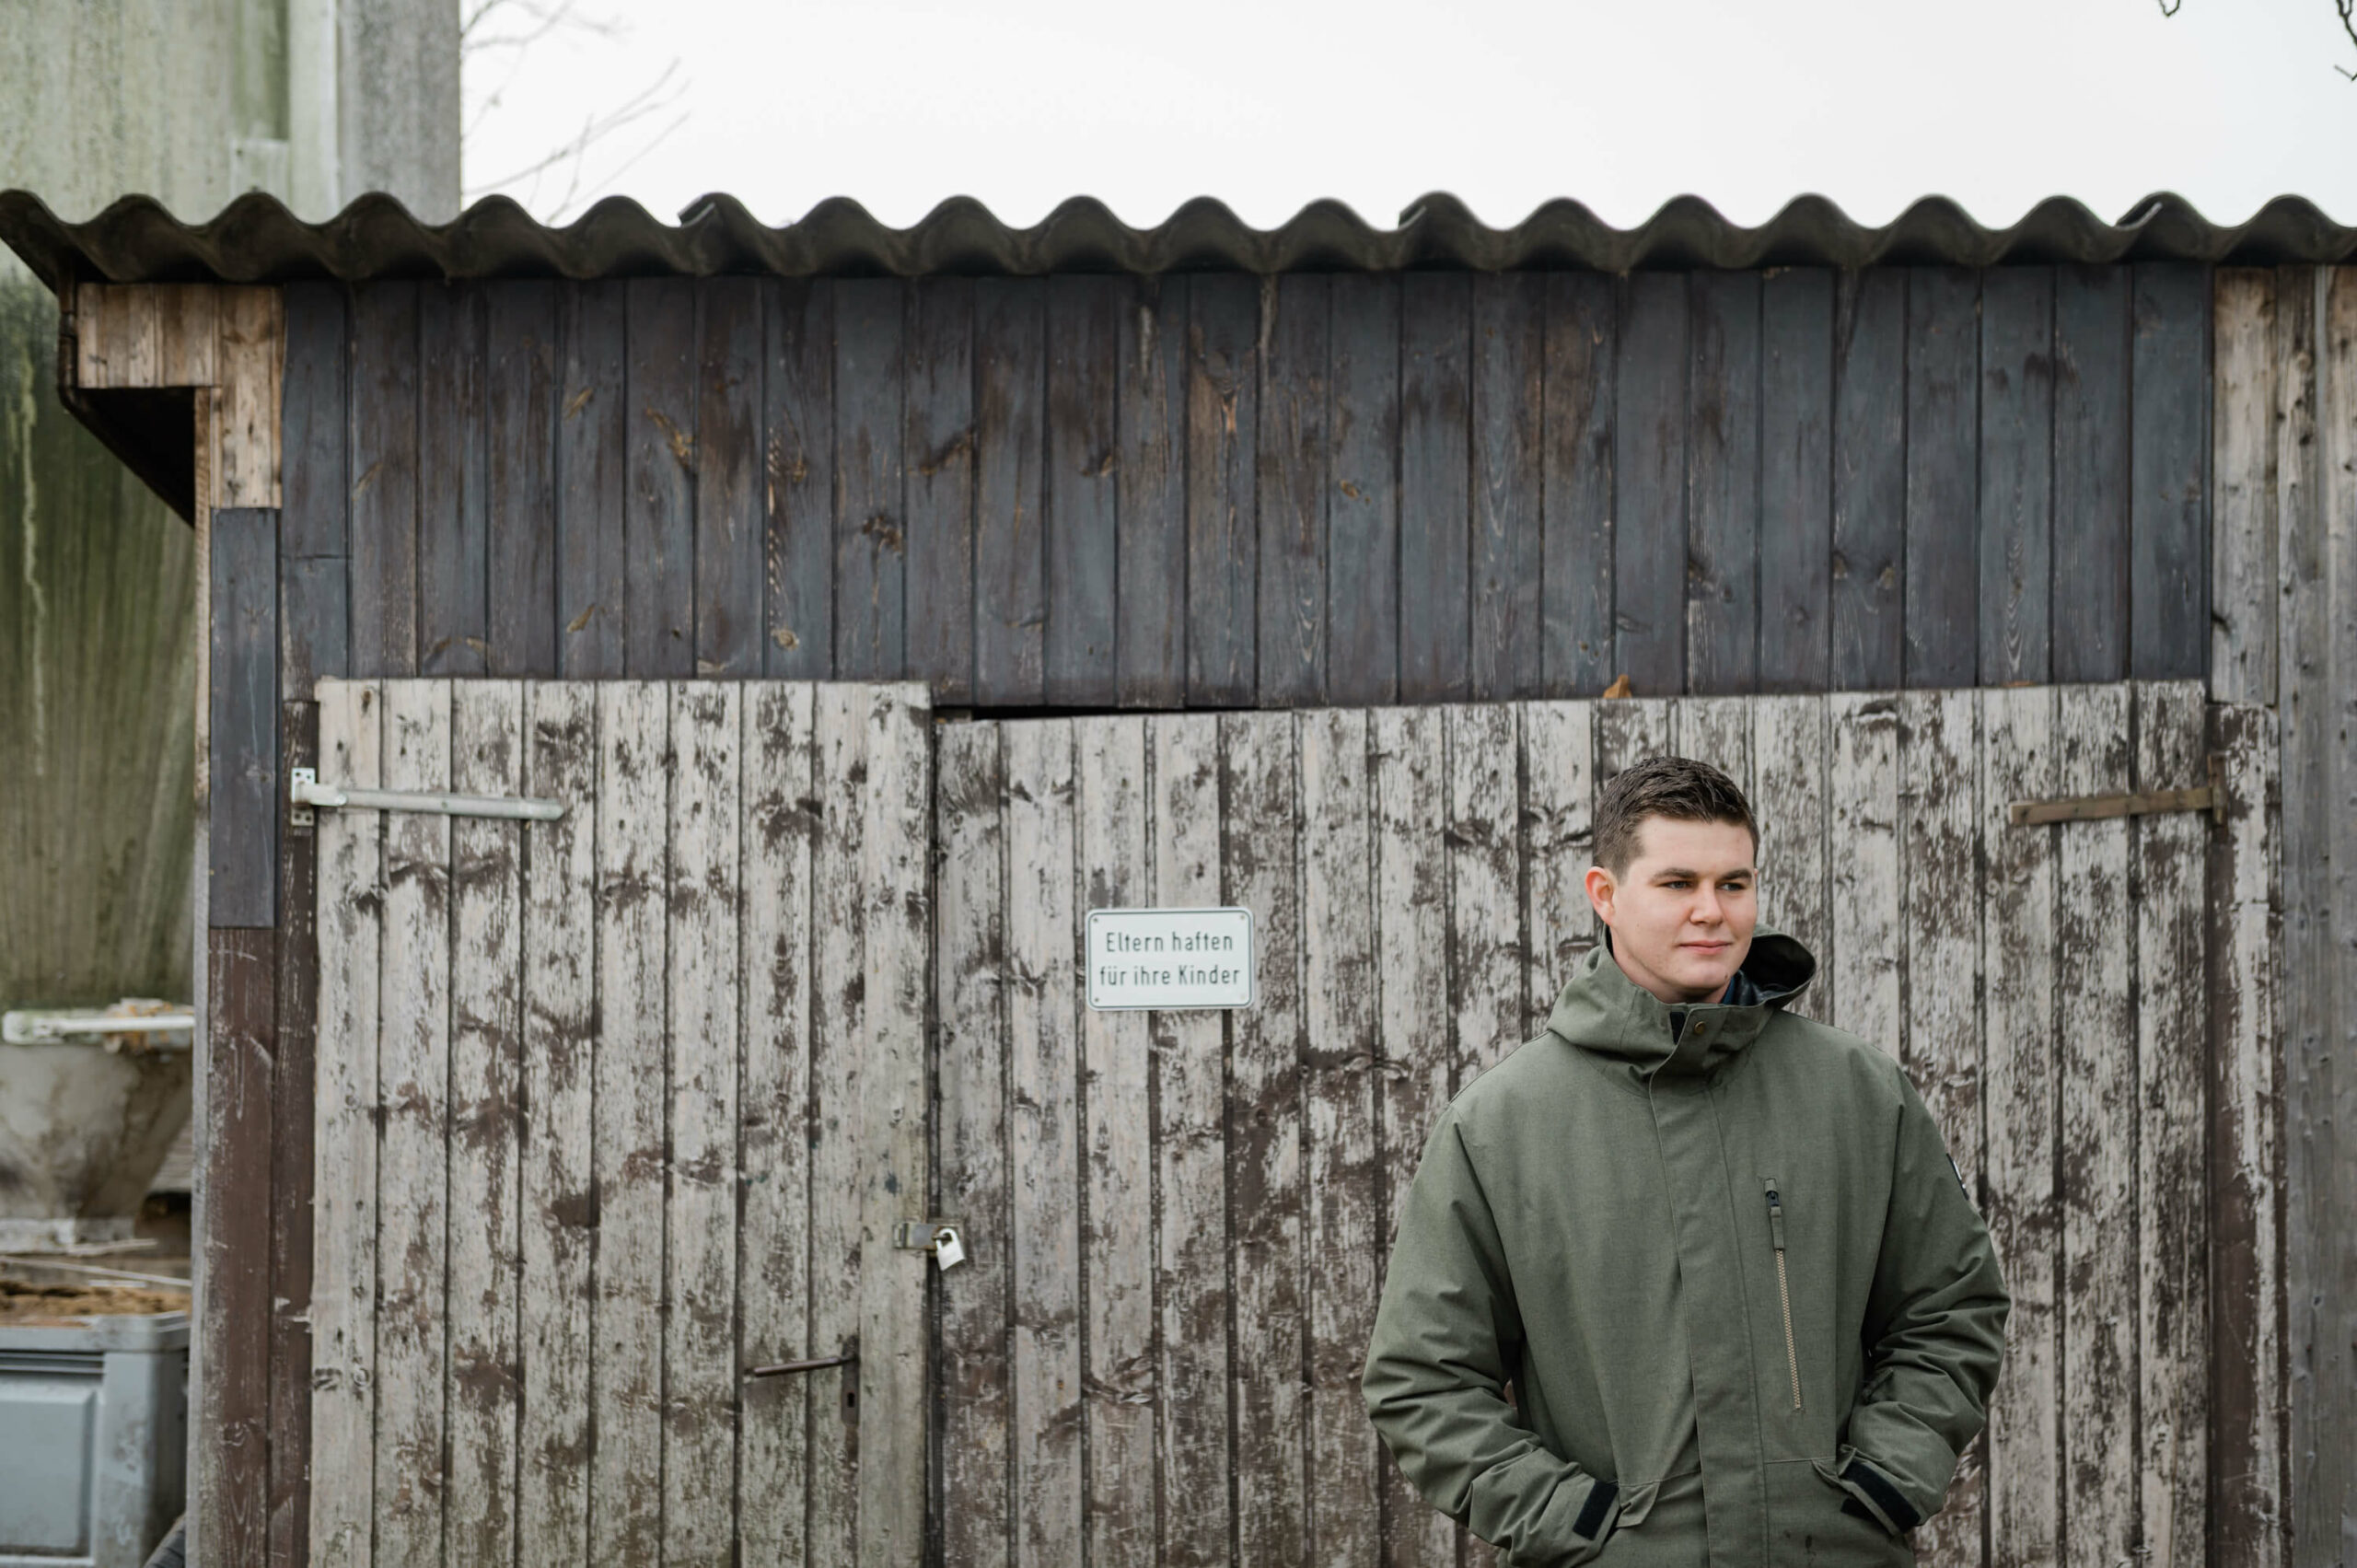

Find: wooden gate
<box><xmin>931</xmin><ymin>680</ymin><xmax>2281</xmax><ymax>1568</ymax></box>
<box><xmin>305</xmin><ymin>679</ymin><xmax>933</xmax><ymax>1568</ymax></box>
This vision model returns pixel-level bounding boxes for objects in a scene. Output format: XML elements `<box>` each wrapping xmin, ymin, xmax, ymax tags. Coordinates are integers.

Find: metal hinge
<box><xmin>2007</xmin><ymin>753</ymin><xmax>2224</xmax><ymax>828</ymax></box>
<box><xmin>288</xmin><ymin>767</ymin><xmax>567</xmax><ymax>828</ymax></box>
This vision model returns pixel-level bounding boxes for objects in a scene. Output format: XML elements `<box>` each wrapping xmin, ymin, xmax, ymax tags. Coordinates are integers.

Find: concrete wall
<box><xmin>0</xmin><ymin>0</ymin><xmax>455</xmax><ymax>1012</ymax></box>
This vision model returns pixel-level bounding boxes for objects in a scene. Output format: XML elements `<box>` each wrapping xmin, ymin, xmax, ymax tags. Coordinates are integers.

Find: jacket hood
<box><xmin>1544</xmin><ymin>924</ymin><xmax>1817</xmax><ymax>1080</ymax></box>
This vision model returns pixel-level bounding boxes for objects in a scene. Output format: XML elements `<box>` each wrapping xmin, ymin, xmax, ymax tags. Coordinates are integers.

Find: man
<box><xmin>1363</xmin><ymin>756</ymin><xmax>2008</xmax><ymax>1567</ymax></box>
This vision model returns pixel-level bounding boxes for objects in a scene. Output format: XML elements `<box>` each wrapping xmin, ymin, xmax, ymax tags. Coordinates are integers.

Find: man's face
<box><xmin>1583</xmin><ymin>815</ymin><xmax>1758</xmax><ymax>1005</ymax></box>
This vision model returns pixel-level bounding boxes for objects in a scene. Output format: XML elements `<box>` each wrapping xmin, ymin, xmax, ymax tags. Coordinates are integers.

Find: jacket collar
<box><xmin>1543</xmin><ymin>924</ymin><xmax>1817</xmax><ymax>1081</ymax></box>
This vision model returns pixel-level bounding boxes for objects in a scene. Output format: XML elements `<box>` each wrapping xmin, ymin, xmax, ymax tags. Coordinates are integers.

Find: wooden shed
<box><xmin>2</xmin><ymin>186</ymin><xmax>2352</xmax><ymax>1568</ymax></box>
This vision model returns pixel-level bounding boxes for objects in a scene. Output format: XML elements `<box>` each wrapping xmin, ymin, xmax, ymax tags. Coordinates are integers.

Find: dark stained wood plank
<box><xmin>348</xmin><ymin>283</ymin><xmax>419</xmax><ymax>678</ymax></box>
<box><xmin>268</xmin><ymin>701</ymin><xmax>319</xmax><ymax>1568</ymax></box>
<box><xmin>1046</xmin><ymin>274</ymin><xmax>1120</xmax><ymax>705</ymax></box>
<box><xmin>1399</xmin><ymin>273</ymin><xmax>1469</xmax><ymax>703</ymax></box>
<box><xmin>2207</xmin><ymin>699</ymin><xmax>2284</xmax><ymax>1568</ymax></box>
<box><xmin>201</xmin><ymin>928</ymin><xmax>277</xmax><ymax>1568</ymax></box>
<box><xmin>281</xmin><ymin>281</ymin><xmax>348</xmax><ymax>561</ymax></box>
<box><xmin>1687</xmin><ymin>271</ymin><xmax>1761</xmax><ymax>694</ymax></box>
<box><xmin>1325</xmin><ymin>273</ymin><xmax>1399</xmax><ymax>706</ymax></box>
<box><xmin>1759</xmin><ymin>269</ymin><xmax>1832</xmax><ymax>692</ymax></box>
<box><xmin>280</xmin><ymin>555</ymin><xmax>348</xmax><ymax>700</ymax></box>
<box><xmin>1541</xmin><ymin>273</ymin><xmax>1616</xmax><ymax>696</ymax></box>
<box><xmin>624</xmin><ymin>277</ymin><xmax>696</xmax><ymax>676</ymax></box>
<box><xmin>418</xmin><ymin>284</ymin><xmax>487</xmax><ymax>677</ymax></box>
<box><xmin>904</xmin><ymin>278</ymin><xmax>975</xmax><ymax>699</ymax></box>
<box><xmin>1903</xmin><ymin>266</ymin><xmax>1979</xmax><ymax>688</ymax></box>
<box><xmin>556</xmin><ymin>281</ymin><xmax>627</xmax><ymax>677</ymax></box>
<box><xmin>763</xmin><ymin>278</ymin><xmax>835</xmax><ymax>678</ymax></box>
<box><xmin>1258</xmin><ymin>273</ymin><xmax>1329</xmax><ymax>706</ymax></box>
<box><xmin>976</xmin><ymin>278</ymin><xmax>1046</xmax><ymax>703</ymax></box>
<box><xmin>839</xmin><ymin>279</ymin><xmax>910</xmax><ymax>679</ymax></box>
<box><xmin>484</xmin><ymin>281</ymin><xmax>559</xmax><ymax>677</ymax></box>
<box><xmin>1978</xmin><ymin>266</ymin><xmax>2055</xmax><ymax>685</ymax></box>
<box><xmin>2052</xmin><ymin>266</ymin><xmax>2132</xmax><ymax>683</ymax></box>
<box><xmin>692</xmin><ymin>278</ymin><xmax>763</xmax><ymax>676</ymax></box>
<box><xmin>2130</xmin><ymin>262</ymin><xmax>2211</xmax><ymax>680</ymax></box>
<box><xmin>1831</xmin><ymin>269</ymin><xmax>1906</xmax><ymax>690</ymax></box>
<box><xmin>1184</xmin><ymin>273</ymin><xmax>1259</xmax><ymax>705</ymax></box>
<box><xmin>1471</xmin><ymin>272</ymin><xmax>1543</xmax><ymax>699</ymax></box>
<box><xmin>209</xmin><ymin>506</ymin><xmax>278</xmax><ymax>927</ymax></box>
<box><xmin>1613</xmin><ymin>272</ymin><xmax>1689</xmax><ymax>696</ymax></box>
<box><xmin>1115</xmin><ymin>278</ymin><xmax>1186</xmax><ymax>706</ymax></box>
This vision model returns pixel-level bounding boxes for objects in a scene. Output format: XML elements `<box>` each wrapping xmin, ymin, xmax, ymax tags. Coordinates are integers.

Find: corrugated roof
<box><xmin>3</xmin><ymin>187</ymin><xmax>2353</xmax><ymax>291</ymax></box>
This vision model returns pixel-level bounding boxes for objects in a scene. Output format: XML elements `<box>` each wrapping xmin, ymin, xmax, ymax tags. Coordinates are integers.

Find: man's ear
<box><xmin>1584</xmin><ymin>864</ymin><xmax>1617</xmax><ymax>925</ymax></box>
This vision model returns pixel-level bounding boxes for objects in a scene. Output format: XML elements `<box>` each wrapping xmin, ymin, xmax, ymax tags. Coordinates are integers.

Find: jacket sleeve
<box><xmin>1362</xmin><ymin>1108</ymin><xmax>1622</xmax><ymax>1567</ymax></box>
<box><xmin>1837</xmin><ymin>1066</ymin><xmax>2011</xmax><ymax>1534</ymax></box>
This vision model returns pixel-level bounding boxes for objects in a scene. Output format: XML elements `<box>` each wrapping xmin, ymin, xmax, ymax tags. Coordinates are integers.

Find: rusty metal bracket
<box><xmin>2007</xmin><ymin>752</ymin><xmax>2225</xmax><ymax>828</ymax></box>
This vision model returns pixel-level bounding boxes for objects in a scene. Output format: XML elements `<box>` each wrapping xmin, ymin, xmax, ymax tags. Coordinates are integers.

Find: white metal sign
<box><xmin>1085</xmin><ymin>907</ymin><xmax>1255</xmax><ymax>1011</ymax></box>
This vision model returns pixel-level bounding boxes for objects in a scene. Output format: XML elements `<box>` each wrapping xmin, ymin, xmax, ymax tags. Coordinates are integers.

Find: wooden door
<box><xmin>929</xmin><ymin>682</ymin><xmax>2280</xmax><ymax>1568</ymax></box>
<box><xmin>305</xmin><ymin>679</ymin><xmax>933</xmax><ymax>1568</ymax></box>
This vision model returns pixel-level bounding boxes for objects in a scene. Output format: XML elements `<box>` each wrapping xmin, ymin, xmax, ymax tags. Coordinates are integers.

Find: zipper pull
<box><xmin>1763</xmin><ymin>1177</ymin><xmax>1787</xmax><ymax>1251</ymax></box>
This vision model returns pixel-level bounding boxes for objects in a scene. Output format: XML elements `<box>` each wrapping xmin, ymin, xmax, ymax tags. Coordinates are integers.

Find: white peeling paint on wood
<box><xmin>590</xmin><ymin>682</ymin><xmax>666</xmax><ymax>1566</ymax></box>
<box><xmin>1222</xmin><ymin>711</ymin><xmax>1308</xmax><ymax>1567</ymax></box>
<box><xmin>935</xmin><ymin>718</ymin><xmax>1011</xmax><ymax>1568</ymax></box>
<box><xmin>2135</xmin><ymin>680</ymin><xmax>2211</xmax><ymax>1568</ymax></box>
<box><xmin>373</xmin><ymin>679</ymin><xmax>450</xmax><ymax>1568</ymax></box>
<box><xmin>1520</xmin><ymin>701</ymin><xmax>1596</xmax><ymax>1026</ymax></box>
<box><xmin>665</xmin><ymin>683</ymin><xmax>741</xmax><ymax>1568</ymax></box>
<box><xmin>854</xmin><ymin>683</ymin><xmax>934</xmax><ymax>1568</ymax></box>
<box><xmin>446</xmin><ymin>680</ymin><xmax>523</xmax><ymax>1568</ymax></box>
<box><xmin>2057</xmin><ymin>682</ymin><xmax>2135</xmax><ymax>1568</ymax></box>
<box><xmin>1752</xmin><ymin>695</ymin><xmax>1829</xmax><ymax>1024</ymax></box>
<box><xmin>1899</xmin><ymin>688</ymin><xmax>1984</xmax><ymax>1568</ymax></box>
<box><xmin>1828</xmin><ymin>692</ymin><xmax>1900</xmax><ymax>1055</ymax></box>
<box><xmin>1299</xmin><ymin>707</ymin><xmax>1385</xmax><ymax>1567</ymax></box>
<box><xmin>1981</xmin><ymin>682</ymin><xmax>2059</xmax><ymax>1568</ymax></box>
<box><xmin>309</xmin><ymin>679</ymin><xmax>381</xmax><ymax>1568</ymax></box>
<box><xmin>1004</xmin><ymin>717</ymin><xmax>1084</xmax><ymax>1568</ymax></box>
<box><xmin>1148</xmin><ymin>713</ymin><xmax>1234</xmax><ymax>1568</ymax></box>
<box><xmin>1370</xmin><ymin>704</ymin><xmax>1461</xmax><ymax>1568</ymax></box>
<box><xmin>1076</xmin><ymin>715</ymin><xmax>1155</xmax><ymax>1568</ymax></box>
<box><xmin>517</xmin><ymin>681</ymin><xmax>597</xmax><ymax>1568</ymax></box>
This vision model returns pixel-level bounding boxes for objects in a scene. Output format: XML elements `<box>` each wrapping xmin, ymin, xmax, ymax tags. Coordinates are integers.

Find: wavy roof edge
<box><xmin>4</xmin><ymin>188</ymin><xmax>2354</xmax><ymax>289</ymax></box>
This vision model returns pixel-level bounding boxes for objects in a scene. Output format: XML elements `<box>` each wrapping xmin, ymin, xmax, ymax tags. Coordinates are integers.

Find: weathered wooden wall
<box><xmin>274</xmin><ymin>266</ymin><xmax>2212</xmax><ymax>709</ymax></box>
<box><xmin>303</xmin><ymin>678</ymin><xmax>932</xmax><ymax>1568</ymax></box>
<box><xmin>933</xmin><ymin>681</ymin><xmax>2277</xmax><ymax>1568</ymax></box>
<box><xmin>2212</xmin><ymin>264</ymin><xmax>2353</xmax><ymax>1568</ymax></box>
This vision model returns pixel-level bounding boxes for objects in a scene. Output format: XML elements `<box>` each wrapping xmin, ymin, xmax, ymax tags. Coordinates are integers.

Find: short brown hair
<box><xmin>1592</xmin><ymin>755</ymin><xmax>1759</xmax><ymax>877</ymax></box>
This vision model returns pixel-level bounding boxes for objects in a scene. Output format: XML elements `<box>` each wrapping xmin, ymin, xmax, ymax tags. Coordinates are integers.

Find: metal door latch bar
<box><xmin>288</xmin><ymin>767</ymin><xmax>567</xmax><ymax>828</ymax></box>
<box><xmin>744</xmin><ymin>1347</ymin><xmax>858</xmax><ymax>1379</ymax></box>
<box><xmin>2007</xmin><ymin>752</ymin><xmax>2224</xmax><ymax>828</ymax></box>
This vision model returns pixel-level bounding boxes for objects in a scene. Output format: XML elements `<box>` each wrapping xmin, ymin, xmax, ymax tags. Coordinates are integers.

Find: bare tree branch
<box><xmin>459</xmin><ymin>0</ymin><xmax>692</xmax><ymax>219</ymax></box>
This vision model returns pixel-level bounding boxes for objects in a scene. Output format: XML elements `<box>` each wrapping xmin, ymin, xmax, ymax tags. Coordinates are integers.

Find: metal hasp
<box><xmin>287</xmin><ymin>766</ymin><xmax>567</xmax><ymax>828</ymax></box>
<box><xmin>2007</xmin><ymin>752</ymin><xmax>2226</xmax><ymax>828</ymax></box>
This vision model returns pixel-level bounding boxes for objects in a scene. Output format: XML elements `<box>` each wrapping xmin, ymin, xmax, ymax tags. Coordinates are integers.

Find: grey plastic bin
<box><xmin>0</xmin><ymin>1310</ymin><xmax>187</xmax><ymax>1568</ymax></box>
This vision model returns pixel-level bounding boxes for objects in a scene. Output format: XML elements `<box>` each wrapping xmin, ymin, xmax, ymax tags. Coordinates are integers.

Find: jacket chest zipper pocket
<box><xmin>1763</xmin><ymin>1178</ymin><xmax>1800</xmax><ymax>1411</ymax></box>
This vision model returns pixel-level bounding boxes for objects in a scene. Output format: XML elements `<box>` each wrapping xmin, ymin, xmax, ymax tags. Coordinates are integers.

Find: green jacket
<box><xmin>1362</xmin><ymin>928</ymin><xmax>2008</xmax><ymax>1567</ymax></box>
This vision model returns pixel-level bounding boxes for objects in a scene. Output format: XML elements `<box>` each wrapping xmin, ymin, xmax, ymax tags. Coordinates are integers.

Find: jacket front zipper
<box><xmin>1764</xmin><ymin>1178</ymin><xmax>1801</xmax><ymax>1410</ymax></box>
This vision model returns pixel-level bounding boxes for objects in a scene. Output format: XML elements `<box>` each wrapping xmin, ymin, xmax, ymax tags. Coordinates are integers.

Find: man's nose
<box><xmin>1691</xmin><ymin>886</ymin><xmax>1723</xmax><ymax>923</ymax></box>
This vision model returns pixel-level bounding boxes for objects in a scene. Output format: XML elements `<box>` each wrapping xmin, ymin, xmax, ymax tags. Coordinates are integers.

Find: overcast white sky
<box><xmin>460</xmin><ymin>0</ymin><xmax>2357</xmax><ymax>233</ymax></box>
